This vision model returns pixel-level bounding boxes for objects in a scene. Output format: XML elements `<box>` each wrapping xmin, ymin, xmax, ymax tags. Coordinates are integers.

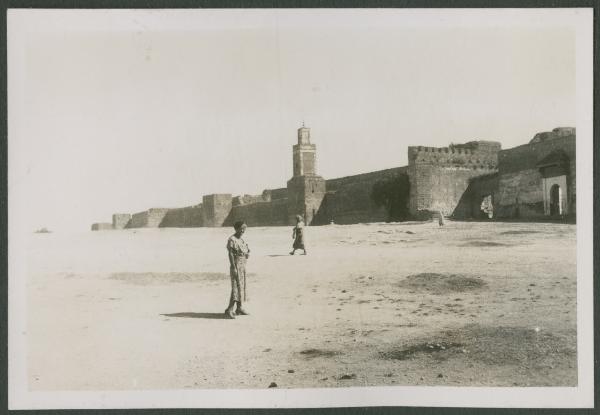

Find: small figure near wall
<box><xmin>438</xmin><ymin>210</ymin><xmax>445</xmax><ymax>226</ymax></box>
<box><xmin>290</xmin><ymin>215</ymin><xmax>307</xmax><ymax>255</ymax></box>
<box><xmin>225</xmin><ymin>220</ymin><xmax>250</xmax><ymax>319</ymax></box>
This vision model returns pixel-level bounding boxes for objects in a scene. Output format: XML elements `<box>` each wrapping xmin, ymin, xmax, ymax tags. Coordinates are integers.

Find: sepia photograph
<box><xmin>7</xmin><ymin>8</ymin><xmax>594</xmax><ymax>409</ymax></box>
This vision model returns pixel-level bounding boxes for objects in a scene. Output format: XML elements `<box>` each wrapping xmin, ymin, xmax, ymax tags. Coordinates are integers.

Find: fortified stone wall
<box><xmin>129</xmin><ymin>210</ymin><xmax>149</xmax><ymax>228</ymax></box>
<box><xmin>408</xmin><ymin>141</ymin><xmax>501</xmax><ymax>217</ymax></box>
<box><xmin>232</xmin><ymin>194</ymin><xmax>269</xmax><ymax>206</ymax></box>
<box><xmin>224</xmin><ymin>198</ymin><xmax>289</xmax><ymax>227</ymax></box>
<box><xmin>287</xmin><ymin>176</ymin><xmax>327</xmax><ymax>225</ymax></box>
<box><xmin>495</xmin><ymin>133</ymin><xmax>575</xmax><ymax>219</ymax></box>
<box><xmin>325</xmin><ymin>167</ymin><xmax>408</xmax><ymax>192</ymax></box>
<box><xmin>112</xmin><ymin>213</ymin><xmax>131</xmax><ymax>229</ymax></box>
<box><xmin>202</xmin><ymin>194</ymin><xmax>233</xmax><ymax>227</ymax></box>
<box><xmin>146</xmin><ymin>208</ymin><xmax>170</xmax><ymax>227</ymax></box>
<box><xmin>127</xmin><ymin>208</ymin><xmax>170</xmax><ymax>228</ymax></box>
<box><xmin>265</xmin><ymin>187</ymin><xmax>288</xmax><ymax>200</ymax></box>
<box><xmin>128</xmin><ymin>208</ymin><xmax>171</xmax><ymax>228</ymax></box>
<box><xmin>91</xmin><ymin>223</ymin><xmax>113</xmax><ymax>231</ymax></box>
<box><xmin>317</xmin><ymin>167</ymin><xmax>409</xmax><ymax>224</ymax></box>
<box><xmin>454</xmin><ymin>173</ymin><xmax>499</xmax><ymax>219</ymax></box>
<box><xmin>93</xmin><ymin>127</ymin><xmax>575</xmax><ymax>229</ymax></box>
<box><xmin>159</xmin><ymin>204</ymin><xmax>204</xmax><ymax>227</ymax></box>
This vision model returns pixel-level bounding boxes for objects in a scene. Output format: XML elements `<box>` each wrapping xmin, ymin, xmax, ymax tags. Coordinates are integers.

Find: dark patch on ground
<box><xmin>461</xmin><ymin>241</ymin><xmax>509</xmax><ymax>247</ymax></box>
<box><xmin>300</xmin><ymin>348</ymin><xmax>341</xmax><ymax>359</ymax></box>
<box><xmin>109</xmin><ymin>272</ymin><xmax>235</xmax><ymax>285</ymax></box>
<box><xmin>445</xmin><ymin>325</ymin><xmax>577</xmax><ymax>367</ymax></box>
<box><xmin>397</xmin><ymin>273</ymin><xmax>487</xmax><ymax>294</ymax></box>
<box><xmin>500</xmin><ymin>230</ymin><xmax>540</xmax><ymax>235</ymax></box>
<box><xmin>381</xmin><ymin>324</ymin><xmax>576</xmax><ymax>372</ymax></box>
<box><xmin>382</xmin><ymin>341</ymin><xmax>464</xmax><ymax>361</ymax></box>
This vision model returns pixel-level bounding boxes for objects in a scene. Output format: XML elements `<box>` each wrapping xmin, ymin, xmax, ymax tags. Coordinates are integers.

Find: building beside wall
<box><xmin>459</xmin><ymin>127</ymin><xmax>576</xmax><ymax>221</ymax></box>
<box><xmin>91</xmin><ymin>126</ymin><xmax>576</xmax><ymax>230</ymax></box>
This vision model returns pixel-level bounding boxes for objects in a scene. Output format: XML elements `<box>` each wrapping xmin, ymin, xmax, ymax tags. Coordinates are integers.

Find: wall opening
<box><xmin>480</xmin><ymin>195</ymin><xmax>493</xmax><ymax>219</ymax></box>
<box><xmin>550</xmin><ymin>184</ymin><xmax>562</xmax><ymax>216</ymax></box>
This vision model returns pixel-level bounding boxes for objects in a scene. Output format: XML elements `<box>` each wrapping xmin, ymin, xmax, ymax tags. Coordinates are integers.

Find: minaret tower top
<box><xmin>298</xmin><ymin>125</ymin><xmax>311</xmax><ymax>145</ymax></box>
<box><xmin>292</xmin><ymin>124</ymin><xmax>317</xmax><ymax>177</ymax></box>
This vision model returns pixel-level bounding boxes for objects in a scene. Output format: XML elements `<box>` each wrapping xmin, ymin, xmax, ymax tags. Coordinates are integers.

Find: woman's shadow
<box><xmin>161</xmin><ymin>312</ymin><xmax>229</xmax><ymax>320</ymax></box>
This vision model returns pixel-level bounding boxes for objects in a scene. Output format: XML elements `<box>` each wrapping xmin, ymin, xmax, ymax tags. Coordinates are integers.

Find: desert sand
<box><xmin>26</xmin><ymin>220</ymin><xmax>577</xmax><ymax>390</ymax></box>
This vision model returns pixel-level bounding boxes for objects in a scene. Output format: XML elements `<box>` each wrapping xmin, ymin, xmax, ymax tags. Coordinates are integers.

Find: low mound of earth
<box><xmin>382</xmin><ymin>324</ymin><xmax>576</xmax><ymax>367</ymax></box>
<box><xmin>397</xmin><ymin>273</ymin><xmax>487</xmax><ymax>294</ymax></box>
<box><xmin>380</xmin><ymin>324</ymin><xmax>577</xmax><ymax>386</ymax></box>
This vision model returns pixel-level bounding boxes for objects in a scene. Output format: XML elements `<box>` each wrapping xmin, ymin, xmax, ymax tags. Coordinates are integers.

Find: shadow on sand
<box><xmin>161</xmin><ymin>312</ymin><xmax>229</xmax><ymax>320</ymax></box>
<box><xmin>267</xmin><ymin>254</ymin><xmax>291</xmax><ymax>257</ymax></box>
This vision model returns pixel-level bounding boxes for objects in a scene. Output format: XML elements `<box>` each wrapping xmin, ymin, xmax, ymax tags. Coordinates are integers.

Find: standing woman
<box><xmin>290</xmin><ymin>215</ymin><xmax>307</xmax><ymax>255</ymax></box>
<box><xmin>225</xmin><ymin>221</ymin><xmax>250</xmax><ymax>319</ymax></box>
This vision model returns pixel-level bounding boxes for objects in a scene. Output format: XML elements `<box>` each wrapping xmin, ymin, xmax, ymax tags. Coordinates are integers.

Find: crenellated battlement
<box><xmin>408</xmin><ymin>140</ymin><xmax>502</xmax><ymax>216</ymax></box>
<box><xmin>408</xmin><ymin>141</ymin><xmax>501</xmax><ymax>170</ymax></box>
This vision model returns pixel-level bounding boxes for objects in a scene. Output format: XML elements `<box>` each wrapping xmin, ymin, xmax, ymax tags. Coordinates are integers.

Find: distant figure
<box><xmin>438</xmin><ymin>210</ymin><xmax>445</xmax><ymax>226</ymax></box>
<box><xmin>290</xmin><ymin>215</ymin><xmax>307</xmax><ymax>255</ymax></box>
<box><xmin>225</xmin><ymin>221</ymin><xmax>250</xmax><ymax>319</ymax></box>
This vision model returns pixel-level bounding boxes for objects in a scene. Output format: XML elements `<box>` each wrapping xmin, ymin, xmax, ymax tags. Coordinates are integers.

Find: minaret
<box><xmin>287</xmin><ymin>125</ymin><xmax>326</xmax><ymax>225</ymax></box>
<box><xmin>293</xmin><ymin>125</ymin><xmax>317</xmax><ymax>176</ymax></box>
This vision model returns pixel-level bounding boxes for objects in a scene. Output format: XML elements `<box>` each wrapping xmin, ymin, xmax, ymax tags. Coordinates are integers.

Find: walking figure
<box><xmin>438</xmin><ymin>210</ymin><xmax>445</xmax><ymax>226</ymax></box>
<box><xmin>290</xmin><ymin>215</ymin><xmax>307</xmax><ymax>255</ymax></box>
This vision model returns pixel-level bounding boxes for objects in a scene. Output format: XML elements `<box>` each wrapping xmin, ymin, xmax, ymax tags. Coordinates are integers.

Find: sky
<box><xmin>8</xmin><ymin>9</ymin><xmax>580</xmax><ymax>232</ymax></box>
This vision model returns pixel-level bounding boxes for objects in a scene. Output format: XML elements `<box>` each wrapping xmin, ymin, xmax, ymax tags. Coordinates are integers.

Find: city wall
<box><xmin>454</xmin><ymin>173</ymin><xmax>499</xmax><ymax>219</ymax></box>
<box><xmin>225</xmin><ymin>198</ymin><xmax>289</xmax><ymax>227</ymax></box>
<box><xmin>112</xmin><ymin>214</ymin><xmax>132</xmax><ymax>229</ymax></box>
<box><xmin>453</xmin><ymin>128</ymin><xmax>575</xmax><ymax>220</ymax></box>
<box><xmin>408</xmin><ymin>141</ymin><xmax>501</xmax><ymax>217</ymax></box>
<box><xmin>92</xmin><ymin>127</ymin><xmax>575</xmax><ymax>230</ymax></box>
<box><xmin>494</xmin><ymin>131</ymin><xmax>575</xmax><ymax>219</ymax></box>
<box><xmin>159</xmin><ymin>204</ymin><xmax>204</xmax><ymax>227</ymax></box>
<box><xmin>316</xmin><ymin>167</ymin><xmax>408</xmax><ymax>224</ymax></box>
<box><xmin>128</xmin><ymin>208</ymin><xmax>170</xmax><ymax>228</ymax></box>
<box><xmin>202</xmin><ymin>194</ymin><xmax>232</xmax><ymax>227</ymax></box>
<box><xmin>91</xmin><ymin>222</ymin><xmax>113</xmax><ymax>231</ymax></box>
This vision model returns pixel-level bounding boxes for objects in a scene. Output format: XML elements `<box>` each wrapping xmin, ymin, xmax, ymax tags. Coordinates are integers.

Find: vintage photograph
<box><xmin>8</xmin><ymin>8</ymin><xmax>593</xmax><ymax>409</ymax></box>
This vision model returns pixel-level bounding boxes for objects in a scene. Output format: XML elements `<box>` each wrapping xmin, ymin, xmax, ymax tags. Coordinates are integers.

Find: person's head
<box><xmin>233</xmin><ymin>221</ymin><xmax>247</xmax><ymax>236</ymax></box>
<box><xmin>295</xmin><ymin>215</ymin><xmax>303</xmax><ymax>223</ymax></box>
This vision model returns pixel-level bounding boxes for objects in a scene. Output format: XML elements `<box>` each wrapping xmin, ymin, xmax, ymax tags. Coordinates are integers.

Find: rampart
<box><xmin>454</xmin><ymin>173</ymin><xmax>499</xmax><ymax>219</ymax></box>
<box><xmin>112</xmin><ymin>213</ymin><xmax>131</xmax><ymax>229</ymax></box>
<box><xmin>408</xmin><ymin>141</ymin><xmax>501</xmax><ymax>217</ymax></box>
<box><xmin>202</xmin><ymin>194</ymin><xmax>232</xmax><ymax>227</ymax></box>
<box><xmin>92</xmin><ymin>126</ymin><xmax>575</xmax><ymax>229</ymax></box>
<box><xmin>128</xmin><ymin>208</ymin><xmax>170</xmax><ymax>228</ymax></box>
<box><xmin>317</xmin><ymin>166</ymin><xmax>409</xmax><ymax>224</ymax></box>
<box><xmin>159</xmin><ymin>204</ymin><xmax>204</xmax><ymax>227</ymax></box>
<box><xmin>233</xmin><ymin>193</ymin><xmax>270</xmax><ymax>206</ymax></box>
<box><xmin>495</xmin><ymin>130</ymin><xmax>575</xmax><ymax>219</ymax></box>
<box><xmin>267</xmin><ymin>188</ymin><xmax>289</xmax><ymax>200</ymax></box>
<box><xmin>91</xmin><ymin>223</ymin><xmax>113</xmax><ymax>231</ymax></box>
<box><xmin>225</xmin><ymin>198</ymin><xmax>289</xmax><ymax>227</ymax></box>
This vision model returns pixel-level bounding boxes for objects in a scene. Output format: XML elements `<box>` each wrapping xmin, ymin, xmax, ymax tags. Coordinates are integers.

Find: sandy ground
<box><xmin>26</xmin><ymin>220</ymin><xmax>577</xmax><ymax>390</ymax></box>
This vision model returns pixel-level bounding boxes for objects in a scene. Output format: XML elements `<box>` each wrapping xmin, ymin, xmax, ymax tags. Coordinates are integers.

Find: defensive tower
<box><xmin>407</xmin><ymin>140</ymin><xmax>502</xmax><ymax>217</ymax></box>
